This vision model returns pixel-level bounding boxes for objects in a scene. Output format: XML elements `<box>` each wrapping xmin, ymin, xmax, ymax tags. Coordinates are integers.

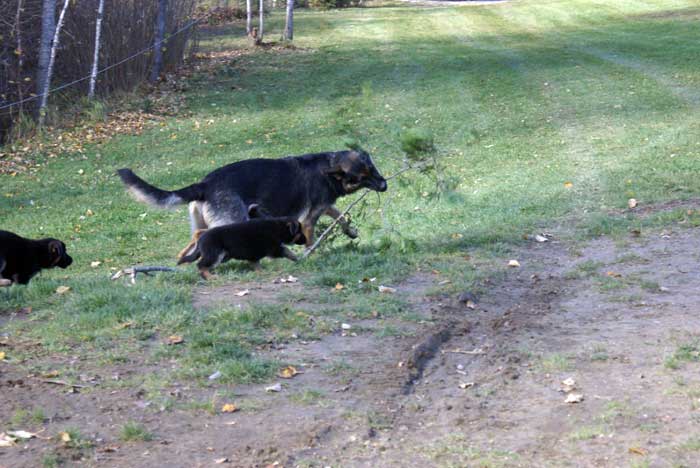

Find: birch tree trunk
<box><xmin>258</xmin><ymin>0</ymin><xmax>264</xmax><ymax>43</ymax></box>
<box><xmin>150</xmin><ymin>0</ymin><xmax>168</xmax><ymax>83</ymax></box>
<box><xmin>38</xmin><ymin>0</ymin><xmax>70</xmax><ymax>127</ymax></box>
<box><xmin>36</xmin><ymin>0</ymin><xmax>56</xmax><ymax>118</ymax></box>
<box><xmin>88</xmin><ymin>0</ymin><xmax>105</xmax><ymax>100</ymax></box>
<box><xmin>246</xmin><ymin>0</ymin><xmax>252</xmax><ymax>35</ymax></box>
<box><xmin>284</xmin><ymin>0</ymin><xmax>294</xmax><ymax>41</ymax></box>
<box><xmin>14</xmin><ymin>0</ymin><xmax>25</xmax><ymax>112</ymax></box>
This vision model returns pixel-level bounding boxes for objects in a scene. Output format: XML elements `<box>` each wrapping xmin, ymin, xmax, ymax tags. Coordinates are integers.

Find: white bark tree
<box><xmin>258</xmin><ymin>0</ymin><xmax>264</xmax><ymax>43</ymax></box>
<box><xmin>150</xmin><ymin>0</ymin><xmax>168</xmax><ymax>82</ymax></box>
<box><xmin>246</xmin><ymin>0</ymin><xmax>252</xmax><ymax>35</ymax></box>
<box><xmin>36</xmin><ymin>0</ymin><xmax>56</xmax><ymax>118</ymax></box>
<box><xmin>284</xmin><ymin>0</ymin><xmax>294</xmax><ymax>41</ymax></box>
<box><xmin>38</xmin><ymin>0</ymin><xmax>70</xmax><ymax>127</ymax></box>
<box><xmin>88</xmin><ymin>0</ymin><xmax>105</xmax><ymax>100</ymax></box>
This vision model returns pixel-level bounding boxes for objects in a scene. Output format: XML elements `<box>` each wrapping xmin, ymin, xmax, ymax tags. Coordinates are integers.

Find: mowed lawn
<box><xmin>2</xmin><ymin>0</ymin><xmax>700</xmax><ymax>381</ymax></box>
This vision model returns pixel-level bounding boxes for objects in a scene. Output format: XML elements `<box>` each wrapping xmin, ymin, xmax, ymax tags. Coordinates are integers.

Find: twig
<box><xmin>41</xmin><ymin>379</ymin><xmax>87</xmax><ymax>388</ymax></box>
<box><xmin>441</xmin><ymin>348</ymin><xmax>486</xmax><ymax>355</ymax></box>
<box><xmin>302</xmin><ymin>160</ymin><xmax>433</xmax><ymax>259</ymax></box>
<box><xmin>110</xmin><ymin>266</ymin><xmax>180</xmax><ymax>284</ymax></box>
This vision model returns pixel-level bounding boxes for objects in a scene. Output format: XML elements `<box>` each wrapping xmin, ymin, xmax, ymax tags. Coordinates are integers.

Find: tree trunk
<box><xmin>14</xmin><ymin>0</ymin><xmax>25</xmax><ymax>112</ymax></box>
<box><xmin>284</xmin><ymin>0</ymin><xmax>294</xmax><ymax>41</ymax></box>
<box><xmin>36</xmin><ymin>0</ymin><xmax>56</xmax><ymax>117</ymax></box>
<box><xmin>150</xmin><ymin>0</ymin><xmax>168</xmax><ymax>83</ymax></box>
<box><xmin>246</xmin><ymin>0</ymin><xmax>252</xmax><ymax>35</ymax></box>
<box><xmin>258</xmin><ymin>0</ymin><xmax>264</xmax><ymax>43</ymax></box>
<box><xmin>38</xmin><ymin>0</ymin><xmax>70</xmax><ymax>127</ymax></box>
<box><xmin>88</xmin><ymin>0</ymin><xmax>105</xmax><ymax>100</ymax></box>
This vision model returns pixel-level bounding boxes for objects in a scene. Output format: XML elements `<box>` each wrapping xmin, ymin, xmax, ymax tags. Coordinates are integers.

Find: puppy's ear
<box><xmin>324</xmin><ymin>165</ymin><xmax>345</xmax><ymax>180</ymax></box>
<box><xmin>48</xmin><ymin>240</ymin><xmax>64</xmax><ymax>259</ymax></box>
<box><xmin>287</xmin><ymin>221</ymin><xmax>299</xmax><ymax>237</ymax></box>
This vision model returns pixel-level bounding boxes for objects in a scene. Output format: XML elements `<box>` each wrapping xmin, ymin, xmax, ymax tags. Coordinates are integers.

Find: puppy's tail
<box><xmin>117</xmin><ymin>168</ymin><xmax>204</xmax><ymax>208</ymax></box>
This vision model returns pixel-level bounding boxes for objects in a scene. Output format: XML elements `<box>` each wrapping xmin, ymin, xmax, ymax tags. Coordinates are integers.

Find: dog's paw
<box><xmin>0</xmin><ymin>278</ymin><xmax>11</xmax><ymax>287</ymax></box>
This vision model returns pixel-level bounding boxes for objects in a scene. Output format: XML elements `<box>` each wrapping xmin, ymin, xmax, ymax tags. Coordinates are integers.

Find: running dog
<box><xmin>117</xmin><ymin>149</ymin><xmax>388</xmax><ymax>251</ymax></box>
<box><xmin>177</xmin><ymin>218</ymin><xmax>307</xmax><ymax>279</ymax></box>
<box><xmin>0</xmin><ymin>230</ymin><xmax>73</xmax><ymax>285</ymax></box>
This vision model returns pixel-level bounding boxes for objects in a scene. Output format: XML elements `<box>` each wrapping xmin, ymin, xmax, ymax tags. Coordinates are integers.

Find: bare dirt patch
<box><xmin>4</xmin><ymin>222</ymin><xmax>700</xmax><ymax>467</ymax></box>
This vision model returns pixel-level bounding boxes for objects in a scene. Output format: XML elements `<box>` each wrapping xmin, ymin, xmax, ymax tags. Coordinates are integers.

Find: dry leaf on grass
<box><xmin>265</xmin><ymin>383</ymin><xmax>282</xmax><ymax>392</ymax></box>
<box><xmin>341</xmin><ymin>323</ymin><xmax>352</xmax><ymax>330</ymax></box>
<box><xmin>278</xmin><ymin>366</ymin><xmax>300</xmax><ymax>379</ymax></box>
<box><xmin>214</xmin><ymin>458</ymin><xmax>230</xmax><ymax>464</ymax></box>
<box><xmin>166</xmin><ymin>335</ymin><xmax>184</xmax><ymax>345</ymax></box>
<box><xmin>221</xmin><ymin>404</ymin><xmax>238</xmax><ymax>413</ymax></box>
<box><xmin>90</xmin><ymin>261</ymin><xmax>102</xmax><ymax>268</ymax></box>
<box><xmin>564</xmin><ymin>181</ymin><xmax>573</xmax><ymax>188</ymax></box>
<box><xmin>378</xmin><ymin>285</ymin><xmax>397</xmax><ymax>294</ymax></box>
<box><xmin>508</xmin><ymin>260</ymin><xmax>521</xmax><ymax>268</ymax></box>
<box><xmin>334</xmin><ymin>283</ymin><xmax>344</xmax><ymax>291</ymax></box>
<box><xmin>0</xmin><ymin>351</ymin><xmax>5</xmax><ymax>361</ymax></box>
<box><xmin>565</xmin><ymin>393</ymin><xmax>584</xmax><ymax>403</ymax></box>
<box><xmin>534</xmin><ymin>234</ymin><xmax>549</xmax><ymax>243</ymax></box>
<box><xmin>458</xmin><ymin>382</ymin><xmax>475</xmax><ymax>389</ymax></box>
<box><xmin>7</xmin><ymin>430</ymin><xmax>38</xmax><ymax>440</ymax></box>
<box><xmin>606</xmin><ymin>271</ymin><xmax>622</xmax><ymax>278</ymax></box>
<box><xmin>59</xmin><ymin>431</ymin><xmax>71</xmax><ymax>443</ymax></box>
<box><xmin>234</xmin><ymin>289</ymin><xmax>250</xmax><ymax>297</ymax></box>
<box><xmin>628</xmin><ymin>447</ymin><xmax>647</xmax><ymax>456</ymax></box>
<box><xmin>628</xmin><ymin>198</ymin><xmax>638</xmax><ymax>209</ymax></box>
<box><xmin>55</xmin><ymin>286</ymin><xmax>71</xmax><ymax>295</ymax></box>
<box><xmin>43</xmin><ymin>370</ymin><xmax>60</xmax><ymax>378</ymax></box>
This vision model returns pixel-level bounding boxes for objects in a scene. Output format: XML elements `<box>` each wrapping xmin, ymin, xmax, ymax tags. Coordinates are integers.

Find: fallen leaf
<box><xmin>7</xmin><ymin>430</ymin><xmax>37</xmax><ymax>440</ymax></box>
<box><xmin>265</xmin><ymin>383</ymin><xmax>282</xmax><ymax>392</ymax></box>
<box><xmin>214</xmin><ymin>458</ymin><xmax>230</xmax><ymax>464</ymax></box>
<box><xmin>166</xmin><ymin>335</ymin><xmax>184</xmax><ymax>345</ymax></box>
<box><xmin>628</xmin><ymin>198</ymin><xmax>638</xmax><ymax>209</ymax></box>
<box><xmin>508</xmin><ymin>260</ymin><xmax>521</xmax><ymax>268</ymax></box>
<box><xmin>606</xmin><ymin>271</ymin><xmax>622</xmax><ymax>278</ymax></box>
<box><xmin>208</xmin><ymin>371</ymin><xmax>222</xmax><ymax>380</ymax></box>
<box><xmin>628</xmin><ymin>447</ymin><xmax>647</xmax><ymax>456</ymax></box>
<box><xmin>59</xmin><ymin>431</ymin><xmax>71</xmax><ymax>443</ymax></box>
<box><xmin>115</xmin><ymin>321</ymin><xmax>133</xmax><ymax>330</ymax></box>
<box><xmin>378</xmin><ymin>285</ymin><xmax>397</xmax><ymax>294</ymax></box>
<box><xmin>278</xmin><ymin>366</ymin><xmax>299</xmax><ymax>379</ymax></box>
<box><xmin>0</xmin><ymin>433</ymin><xmax>16</xmax><ymax>447</ymax></box>
<box><xmin>458</xmin><ymin>382</ymin><xmax>475</xmax><ymax>389</ymax></box>
<box><xmin>221</xmin><ymin>403</ymin><xmax>238</xmax><ymax>413</ymax></box>
<box><xmin>234</xmin><ymin>289</ymin><xmax>250</xmax><ymax>297</ymax></box>
<box><xmin>562</xmin><ymin>377</ymin><xmax>576</xmax><ymax>387</ymax></box>
<box><xmin>43</xmin><ymin>370</ymin><xmax>60</xmax><ymax>378</ymax></box>
<box><xmin>341</xmin><ymin>323</ymin><xmax>352</xmax><ymax>330</ymax></box>
<box><xmin>565</xmin><ymin>393</ymin><xmax>584</xmax><ymax>403</ymax></box>
<box><xmin>466</xmin><ymin>300</ymin><xmax>477</xmax><ymax>310</ymax></box>
<box><xmin>90</xmin><ymin>261</ymin><xmax>102</xmax><ymax>268</ymax></box>
<box><xmin>0</xmin><ymin>351</ymin><xmax>5</xmax><ymax>360</ymax></box>
<box><xmin>334</xmin><ymin>283</ymin><xmax>344</xmax><ymax>291</ymax></box>
<box><xmin>564</xmin><ymin>181</ymin><xmax>573</xmax><ymax>188</ymax></box>
<box><xmin>55</xmin><ymin>285</ymin><xmax>71</xmax><ymax>295</ymax></box>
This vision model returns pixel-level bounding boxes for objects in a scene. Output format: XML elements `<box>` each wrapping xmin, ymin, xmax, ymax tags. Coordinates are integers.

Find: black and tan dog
<box><xmin>177</xmin><ymin>218</ymin><xmax>306</xmax><ymax>279</ymax></box>
<box><xmin>0</xmin><ymin>230</ymin><xmax>73</xmax><ymax>285</ymax></box>
<box><xmin>117</xmin><ymin>149</ymin><xmax>388</xmax><ymax>253</ymax></box>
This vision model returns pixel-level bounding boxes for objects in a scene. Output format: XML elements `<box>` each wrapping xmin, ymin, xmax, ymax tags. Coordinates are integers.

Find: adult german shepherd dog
<box><xmin>118</xmin><ymin>149</ymin><xmax>388</xmax><ymax>249</ymax></box>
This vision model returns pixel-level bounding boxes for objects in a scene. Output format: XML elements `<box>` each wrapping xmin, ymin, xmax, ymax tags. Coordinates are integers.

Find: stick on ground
<box><xmin>110</xmin><ymin>266</ymin><xmax>180</xmax><ymax>284</ymax></box>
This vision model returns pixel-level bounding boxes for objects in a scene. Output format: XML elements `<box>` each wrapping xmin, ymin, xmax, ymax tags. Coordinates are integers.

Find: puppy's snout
<box><xmin>59</xmin><ymin>254</ymin><xmax>73</xmax><ymax>269</ymax></box>
<box><xmin>377</xmin><ymin>179</ymin><xmax>387</xmax><ymax>192</ymax></box>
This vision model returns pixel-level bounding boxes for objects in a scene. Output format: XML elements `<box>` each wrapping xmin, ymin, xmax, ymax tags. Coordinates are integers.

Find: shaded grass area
<box><xmin>2</xmin><ymin>0</ymin><xmax>700</xmax><ymax>385</ymax></box>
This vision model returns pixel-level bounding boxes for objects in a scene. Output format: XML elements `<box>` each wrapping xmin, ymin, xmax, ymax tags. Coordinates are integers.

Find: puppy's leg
<box><xmin>325</xmin><ymin>205</ymin><xmax>358</xmax><ymax>239</ymax></box>
<box><xmin>279</xmin><ymin>245</ymin><xmax>298</xmax><ymax>262</ymax></box>
<box><xmin>197</xmin><ymin>251</ymin><xmax>225</xmax><ymax>280</ymax></box>
<box><xmin>249</xmin><ymin>260</ymin><xmax>262</xmax><ymax>270</ymax></box>
<box><xmin>177</xmin><ymin>229</ymin><xmax>206</xmax><ymax>260</ymax></box>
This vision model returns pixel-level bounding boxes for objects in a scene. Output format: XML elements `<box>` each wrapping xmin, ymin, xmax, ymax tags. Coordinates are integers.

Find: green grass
<box><xmin>3</xmin><ymin>0</ymin><xmax>700</xmax><ymax>386</ymax></box>
<box><xmin>119</xmin><ymin>422</ymin><xmax>154</xmax><ymax>442</ymax></box>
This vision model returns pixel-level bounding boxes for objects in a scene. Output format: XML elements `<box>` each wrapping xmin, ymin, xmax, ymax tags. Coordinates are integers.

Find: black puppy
<box><xmin>0</xmin><ymin>230</ymin><xmax>73</xmax><ymax>285</ymax></box>
<box><xmin>177</xmin><ymin>218</ymin><xmax>306</xmax><ymax>280</ymax></box>
<box><xmin>118</xmin><ymin>149</ymin><xmax>388</xmax><ymax>251</ymax></box>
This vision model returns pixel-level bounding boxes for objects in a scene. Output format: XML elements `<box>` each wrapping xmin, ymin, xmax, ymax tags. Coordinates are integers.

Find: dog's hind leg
<box><xmin>197</xmin><ymin>252</ymin><xmax>225</xmax><ymax>280</ymax></box>
<box><xmin>325</xmin><ymin>206</ymin><xmax>358</xmax><ymax>239</ymax></box>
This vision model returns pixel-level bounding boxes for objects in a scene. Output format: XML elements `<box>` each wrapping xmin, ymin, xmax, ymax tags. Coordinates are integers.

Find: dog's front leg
<box><xmin>325</xmin><ymin>206</ymin><xmax>358</xmax><ymax>239</ymax></box>
<box><xmin>280</xmin><ymin>246</ymin><xmax>298</xmax><ymax>262</ymax></box>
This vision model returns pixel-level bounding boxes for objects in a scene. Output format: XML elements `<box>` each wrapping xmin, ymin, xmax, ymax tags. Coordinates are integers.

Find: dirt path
<box><xmin>4</xmin><ymin>214</ymin><xmax>700</xmax><ymax>467</ymax></box>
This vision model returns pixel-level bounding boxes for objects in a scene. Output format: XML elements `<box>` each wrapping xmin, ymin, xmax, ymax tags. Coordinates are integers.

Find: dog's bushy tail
<box><xmin>117</xmin><ymin>168</ymin><xmax>204</xmax><ymax>208</ymax></box>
